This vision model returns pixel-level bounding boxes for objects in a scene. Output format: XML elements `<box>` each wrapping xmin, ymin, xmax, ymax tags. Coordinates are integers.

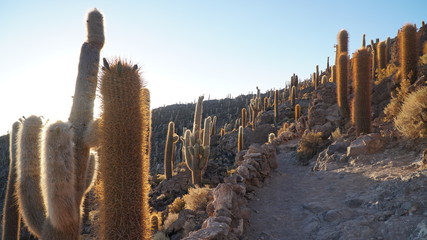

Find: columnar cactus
<box><xmin>295</xmin><ymin>104</ymin><xmax>301</xmax><ymax>121</ymax></box>
<box><xmin>274</xmin><ymin>89</ymin><xmax>279</xmax><ymax>127</ymax></box>
<box><xmin>220</xmin><ymin>128</ymin><xmax>225</xmax><ymax>136</ymax></box>
<box><xmin>337</xmin><ymin>30</ymin><xmax>349</xmax><ymax>54</ymax></box>
<box><xmin>385</xmin><ymin>37</ymin><xmax>391</xmax><ymax>64</ymax></box>
<box><xmin>210</xmin><ymin>116</ymin><xmax>217</xmax><ymax>136</ymax></box>
<box><xmin>352</xmin><ymin>48</ymin><xmax>372</xmax><ymax>135</ymax></box>
<box><xmin>399</xmin><ymin>24</ymin><xmax>418</xmax><ymax>84</ymax></box>
<box><xmin>337</xmin><ymin>53</ymin><xmax>350</xmax><ymax>120</ymax></box>
<box><xmin>362</xmin><ymin>33</ymin><xmax>366</xmax><ymax>47</ymax></box>
<box><xmin>377</xmin><ymin>41</ymin><xmax>386</xmax><ymax>70</ymax></box>
<box><xmin>249</xmin><ymin>91</ymin><xmax>262</xmax><ymax>130</ymax></box>
<box><xmin>2</xmin><ymin>122</ymin><xmax>21</xmax><ymax>240</ymax></box>
<box><xmin>13</xmin><ymin>10</ymin><xmax>104</xmax><ymax>240</ymax></box>
<box><xmin>238</xmin><ymin>126</ymin><xmax>244</xmax><ymax>152</ymax></box>
<box><xmin>290</xmin><ymin>85</ymin><xmax>296</xmax><ymax>107</ymax></box>
<box><xmin>98</xmin><ymin>59</ymin><xmax>151</xmax><ymax>239</ymax></box>
<box><xmin>164</xmin><ymin>121</ymin><xmax>179</xmax><ymax>180</ymax></box>
<box><xmin>241</xmin><ymin>108</ymin><xmax>247</xmax><ymax>128</ymax></box>
<box><xmin>182</xmin><ymin>96</ymin><xmax>212</xmax><ymax>186</ymax></box>
<box><xmin>332</xmin><ymin>65</ymin><xmax>336</xmax><ymax>83</ymax></box>
<box><xmin>268</xmin><ymin>133</ymin><xmax>275</xmax><ymax>144</ymax></box>
<box><xmin>370</xmin><ymin>39</ymin><xmax>377</xmax><ymax>79</ymax></box>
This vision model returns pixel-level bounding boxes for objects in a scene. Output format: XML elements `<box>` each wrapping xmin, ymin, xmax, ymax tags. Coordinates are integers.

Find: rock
<box><xmin>302</xmin><ymin>202</ymin><xmax>324</xmax><ymax>214</ymax></box>
<box><xmin>347</xmin><ymin>133</ymin><xmax>384</xmax><ymax>157</ymax></box>
<box><xmin>323</xmin><ymin>208</ymin><xmax>356</xmax><ymax>222</ymax></box>
<box><xmin>345</xmin><ymin>199</ymin><xmax>364</xmax><ymax>208</ymax></box>
<box><xmin>184</xmin><ymin>221</ymin><xmax>229</xmax><ymax>240</ymax></box>
<box><xmin>409</xmin><ymin>219</ymin><xmax>427</xmax><ymax>240</ymax></box>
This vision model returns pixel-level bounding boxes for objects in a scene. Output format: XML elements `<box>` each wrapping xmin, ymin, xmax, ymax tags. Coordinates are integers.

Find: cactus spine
<box><xmin>399</xmin><ymin>24</ymin><xmax>418</xmax><ymax>84</ymax></box>
<box><xmin>164</xmin><ymin>122</ymin><xmax>179</xmax><ymax>179</ymax></box>
<box><xmin>99</xmin><ymin>59</ymin><xmax>151</xmax><ymax>239</ymax></box>
<box><xmin>238</xmin><ymin>126</ymin><xmax>244</xmax><ymax>152</ymax></box>
<box><xmin>182</xmin><ymin>96</ymin><xmax>212</xmax><ymax>186</ymax></box>
<box><xmin>337</xmin><ymin>53</ymin><xmax>351</xmax><ymax>120</ymax></box>
<box><xmin>2</xmin><ymin>122</ymin><xmax>21</xmax><ymax>240</ymax></box>
<box><xmin>377</xmin><ymin>41</ymin><xmax>386</xmax><ymax>70</ymax></box>
<box><xmin>352</xmin><ymin>48</ymin><xmax>372</xmax><ymax>135</ymax></box>
<box><xmin>295</xmin><ymin>104</ymin><xmax>301</xmax><ymax>121</ymax></box>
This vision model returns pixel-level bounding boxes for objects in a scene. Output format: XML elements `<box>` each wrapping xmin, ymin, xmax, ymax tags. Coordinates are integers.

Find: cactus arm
<box><xmin>2</xmin><ymin>122</ymin><xmax>22</xmax><ymax>240</ymax></box>
<box><xmin>68</xmin><ymin>9</ymin><xmax>104</xmax><ymax>202</ymax></box>
<box><xmin>193</xmin><ymin>96</ymin><xmax>204</xmax><ymax>141</ymax></box>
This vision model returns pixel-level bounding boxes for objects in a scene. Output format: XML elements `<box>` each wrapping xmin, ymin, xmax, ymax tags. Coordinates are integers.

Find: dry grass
<box><xmin>384</xmin><ymin>78</ymin><xmax>411</xmax><ymax>121</ymax></box>
<box><xmin>182</xmin><ymin>186</ymin><xmax>211</xmax><ymax>212</ymax></box>
<box><xmin>168</xmin><ymin>197</ymin><xmax>185</xmax><ymax>214</ymax></box>
<box><xmin>277</xmin><ymin>122</ymin><xmax>289</xmax><ymax>136</ymax></box>
<box><xmin>331</xmin><ymin>128</ymin><xmax>343</xmax><ymax>141</ymax></box>
<box><xmin>395</xmin><ymin>86</ymin><xmax>427</xmax><ymax>138</ymax></box>
<box><xmin>297</xmin><ymin>131</ymin><xmax>324</xmax><ymax>165</ymax></box>
<box><xmin>162</xmin><ymin>213</ymin><xmax>179</xmax><ymax>231</ymax></box>
<box><xmin>376</xmin><ymin>63</ymin><xmax>399</xmax><ymax>83</ymax></box>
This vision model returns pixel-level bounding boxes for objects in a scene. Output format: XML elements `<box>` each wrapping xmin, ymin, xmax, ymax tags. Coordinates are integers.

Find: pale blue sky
<box><xmin>0</xmin><ymin>0</ymin><xmax>425</xmax><ymax>134</ymax></box>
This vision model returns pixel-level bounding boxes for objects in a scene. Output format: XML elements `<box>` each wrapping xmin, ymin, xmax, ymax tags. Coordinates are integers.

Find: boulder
<box><xmin>346</xmin><ymin>133</ymin><xmax>384</xmax><ymax>157</ymax></box>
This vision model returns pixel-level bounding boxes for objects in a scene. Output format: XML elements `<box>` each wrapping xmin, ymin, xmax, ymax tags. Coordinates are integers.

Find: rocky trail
<box><xmin>242</xmin><ymin>139</ymin><xmax>427</xmax><ymax>240</ymax></box>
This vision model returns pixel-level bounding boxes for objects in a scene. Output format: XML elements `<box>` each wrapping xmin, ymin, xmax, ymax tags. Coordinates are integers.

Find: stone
<box><xmin>347</xmin><ymin>133</ymin><xmax>384</xmax><ymax>157</ymax></box>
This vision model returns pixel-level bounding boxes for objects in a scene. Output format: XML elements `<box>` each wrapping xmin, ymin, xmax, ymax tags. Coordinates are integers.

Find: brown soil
<box><xmin>242</xmin><ymin>138</ymin><xmax>427</xmax><ymax>240</ymax></box>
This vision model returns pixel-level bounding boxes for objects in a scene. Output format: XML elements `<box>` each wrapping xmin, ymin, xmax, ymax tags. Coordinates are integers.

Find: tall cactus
<box><xmin>164</xmin><ymin>122</ymin><xmax>179</xmax><ymax>180</ymax></box>
<box><xmin>241</xmin><ymin>108</ymin><xmax>247</xmax><ymax>128</ymax></box>
<box><xmin>290</xmin><ymin>85</ymin><xmax>296</xmax><ymax>107</ymax></box>
<box><xmin>2</xmin><ymin>122</ymin><xmax>21</xmax><ymax>240</ymax></box>
<box><xmin>362</xmin><ymin>33</ymin><xmax>366</xmax><ymax>48</ymax></box>
<box><xmin>237</xmin><ymin>126</ymin><xmax>244</xmax><ymax>152</ymax></box>
<box><xmin>274</xmin><ymin>89</ymin><xmax>279</xmax><ymax>128</ymax></box>
<box><xmin>337</xmin><ymin>29</ymin><xmax>349</xmax><ymax>54</ymax></box>
<box><xmin>337</xmin><ymin>53</ymin><xmax>350</xmax><ymax>120</ymax></box>
<box><xmin>210</xmin><ymin>116</ymin><xmax>217</xmax><ymax>136</ymax></box>
<box><xmin>352</xmin><ymin>48</ymin><xmax>372</xmax><ymax>135</ymax></box>
<box><xmin>377</xmin><ymin>41</ymin><xmax>386</xmax><ymax>70</ymax></box>
<box><xmin>98</xmin><ymin>59</ymin><xmax>151</xmax><ymax>239</ymax></box>
<box><xmin>399</xmin><ymin>24</ymin><xmax>418</xmax><ymax>84</ymax></box>
<box><xmin>182</xmin><ymin>96</ymin><xmax>212</xmax><ymax>186</ymax></box>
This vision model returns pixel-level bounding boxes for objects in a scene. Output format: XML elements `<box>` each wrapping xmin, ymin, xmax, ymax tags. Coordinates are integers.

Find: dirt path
<box><xmin>241</xmin><ymin>139</ymin><xmax>426</xmax><ymax>240</ymax></box>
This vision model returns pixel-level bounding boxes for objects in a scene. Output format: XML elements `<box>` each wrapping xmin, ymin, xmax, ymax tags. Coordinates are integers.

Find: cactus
<box><xmin>268</xmin><ymin>133</ymin><xmax>275</xmax><ymax>144</ymax></box>
<box><xmin>151</xmin><ymin>215</ymin><xmax>159</xmax><ymax>232</ymax></box>
<box><xmin>337</xmin><ymin>53</ymin><xmax>350</xmax><ymax>120</ymax></box>
<box><xmin>2</xmin><ymin>122</ymin><xmax>21</xmax><ymax>240</ymax></box>
<box><xmin>241</xmin><ymin>108</ymin><xmax>247</xmax><ymax>128</ymax></box>
<box><xmin>263</xmin><ymin>97</ymin><xmax>269</xmax><ymax>111</ymax></box>
<box><xmin>312</xmin><ymin>73</ymin><xmax>318</xmax><ymax>89</ymax></box>
<box><xmin>237</xmin><ymin>126</ymin><xmax>244</xmax><ymax>152</ymax></box>
<box><xmin>370</xmin><ymin>39</ymin><xmax>377</xmax><ymax>79</ymax></box>
<box><xmin>385</xmin><ymin>37</ymin><xmax>391</xmax><ymax>63</ymax></box>
<box><xmin>220</xmin><ymin>128</ymin><xmax>225</xmax><ymax>136</ymax></box>
<box><xmin>182</xmin><ymin>96</ymin><xmax>212</xmax><ymax>186</ymax></box>
<box><xmin>98</xmin><ymin>59</ymin><xmax>151</xmax><ymax>239</ymax></box>
<box><xmin>399</xmin><ymin>24</ymin><xmax>418</xmax><ymax>84</ymax></box>
<box><xmin>337</xmin><ymin>29</ymin><xmax>349</xmax><ymax>54</ymax></box>
<box><xmin>164</xmin><ymin>122</ymin><xmax>179</xmax><ymax>180</ymax></box>
<box><xmin>210</xmin><ymin>116</ymin><xmax>217</xmax><ymax>136</ymax></box>
<box><xmin>352</xmin><ymin>48</ymin><xmax>372</xmax><ymax>135</ymax></box>
<box><xmin>290</xmin><ymin>85</ymin><xmax>296</xmax><ymax>107</ymax></box>
<box><xmin>274</xmin><ymin>90</ymin><xmax>279</xmax><ymax>127</ymax></box>
<box><xmin>321</xmin><ymin>75</ymin><xmax>327</xmax><ymax>85</ymax></box>
<box><xmin>295</xmin><ymin>104</ymin><xmax>301</xmax><ymax>121</ymax></box>
<box><xmin>332</xmin><ymin>65</ymin><xmax>336</xmax><ymax>83</ymax></box>
<box><xmin>362</xmin><ymin>33</ymin><xmax>366</xmax><ymax>47</ymax></box>
<box><xmin>377</xmin><ymin>41</ymin><xmax>386</xmax><ymax>70</ymax></box>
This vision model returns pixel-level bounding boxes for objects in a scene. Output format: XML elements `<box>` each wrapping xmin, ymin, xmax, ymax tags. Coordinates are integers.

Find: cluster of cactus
<box><xmin>2</xmin><ymin>9</ymin><xmax>105</xmax><ymax>240</ymax></box>
<box><xmin>249</xmin><ymin>87</ymin><xmax>262</xmax><ymax>130</ymax></box>
<box><xmin>181</xmin><ymin>96</ymin><xmax>212</xmax><ymax>186</ymax></box>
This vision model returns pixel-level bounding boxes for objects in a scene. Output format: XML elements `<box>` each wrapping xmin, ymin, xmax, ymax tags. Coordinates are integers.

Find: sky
<box><xmin>0</xmin><ymin>0</ymin><xmax>426</xmax><ymax>135</ymax></box>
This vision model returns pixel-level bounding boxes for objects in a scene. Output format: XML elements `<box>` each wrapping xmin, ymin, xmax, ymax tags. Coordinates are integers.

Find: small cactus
<box><xmin>238</xmin><ymin>126</ymin><xmax>244</xmax><ymax>152</ymax></box>
<box><xmin>241</xmin><ymin>108</ymin><xmax>247</xmax><ymax>128</ymax></box>
<box><xmin>290</xmin><ymin>86</ymin><xmax>296</xmax><ymax>107</ymax></box>
<box><xmin>268</xmin><ymin>133</ymin><xmax>276</xmax><ymax>144</ymax></box>
<box><xmin>377</xmin><ymin>41</ymin><xmax>386</xmax><ymax>70</ymax></box>
<box><xmin>295</xmin><ymin>104</ymin><xmax>301</xmax><ymax>121</ymax></box>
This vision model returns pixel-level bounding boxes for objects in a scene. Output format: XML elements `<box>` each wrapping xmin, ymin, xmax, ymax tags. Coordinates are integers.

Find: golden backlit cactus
<box><xmin>2</xmin><ymin>122</ymin><xmax>21</xmax><ymax>240</ymax></box>
<box><xmin>268</xmin><ymin>133</ymin><xmax>276</xmax><ymax>144</ymax></box>
<box><xmin>290</xmin><ymin>85</ymin><xmax>296</xmax><ymax>107</ymax></box>
<box><xmin>16</xmin><ymin>116</ymin><xmax>46</xmax><ymax>238</ymax></box>
<box><xmin>362</xmin><ymin>33</ymin><xmax>366</xmax><ymax>48</ymax></box>
<box><xmin>99</xmin><ymin>59</ymin><xmax>151</xmax><ymax>239</ymax></box>
<box><xmin>399</xmin><ymin>24</ymin><xmax>418</xmax><ymax>83</ymax></box>
<box><xmin>337</xmin><ymin>53</ymin><xmax>350</xmax><ymax>120</ymax></box>
<box><xmin>238</xmin><ymin>126</ymin><xmax>244</xmax><ymax>152</ymax></box>
<box><xmin>377</xmin><ymin>41</ymin><xmax>386</xmax><ymax>70</ymax></box>
<box><xmin>164</xmin><ymin>121</ymin><xmax>179</xmax><ymax>180</ymax></box>
<box><xmin>337</xmin><ymin>30</ymin><xmax>349</xmax><ymax>54</ymax></box>
<box><xmin>352</xmin><ymin>48</ymin><xmax>372</xmax><ymax>135</ymax></box>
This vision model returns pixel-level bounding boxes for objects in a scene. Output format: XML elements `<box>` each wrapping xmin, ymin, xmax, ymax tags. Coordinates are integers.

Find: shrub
<box><xmin>297</xmin><ymin>131</ymin><xmax>324</xmax><ymax>165</ymax></box>
<box><xmin>162</xmin><ymin>213</ymin><xmax>179</xmax><ymax>231</ymax></box>
<box><xmin>384</xmin><ymin>78</ymin><xmax>411</xmax><ymax>121</ymax></box>
<box><xmin>395</xmin><ymin>86</ymin><xmax>427</xmax><ymax>138</ymax></box>
<box><xmin>168</xmin><ymin>197</ymin><xmax>185</xmax><ymax>214</ymax></box>
<box><xmin>182</xmin><ymin>187</ymin><xmax>211</xmax><ymax>212</ymax></box>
